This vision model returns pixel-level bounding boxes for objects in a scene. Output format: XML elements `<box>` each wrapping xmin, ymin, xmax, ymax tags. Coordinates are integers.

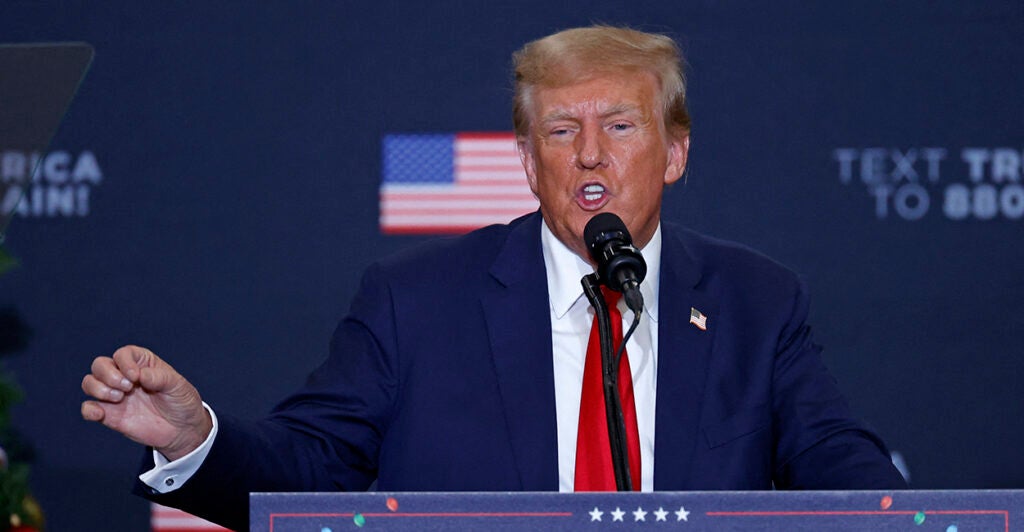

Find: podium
<box><xmin>251</xmin><ymin>490</ymin><xmax>1023</xmax><ymax>531</ymax></box>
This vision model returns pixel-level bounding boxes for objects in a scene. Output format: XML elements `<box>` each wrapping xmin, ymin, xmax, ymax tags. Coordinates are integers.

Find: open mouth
<box><xmin>576</xmin><ymin>183</ymin><xmax>609</xmax><ymax>210</ymax></box>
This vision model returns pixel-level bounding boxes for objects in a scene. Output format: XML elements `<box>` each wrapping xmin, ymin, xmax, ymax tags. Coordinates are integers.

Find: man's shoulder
<box><xmin>663</xmin><ymin>222</ymin><xmax>804</xmax><ymax>292</ymax></box>
<box><xmin>370</xmin><ymin>212</ymin><xmax>538</xmax><ymax>281</ymax></box>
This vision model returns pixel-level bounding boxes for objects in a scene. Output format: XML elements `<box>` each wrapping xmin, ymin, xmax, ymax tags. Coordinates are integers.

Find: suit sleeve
<box><xmin>770</xmin><ymin>278</ymin><xmax>907</xmax><ymax>490</ymax></box>
<box><xmin>134</xmin><ymin>262</ymin><xmax>401</xmax><ymax>531</ymax></box>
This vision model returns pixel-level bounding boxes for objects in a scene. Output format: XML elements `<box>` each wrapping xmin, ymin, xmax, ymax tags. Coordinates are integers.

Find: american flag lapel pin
<box><xmin>689</xmin><ymin>307</ymin><xmax>708</xmax><ymax>331</ymax></box>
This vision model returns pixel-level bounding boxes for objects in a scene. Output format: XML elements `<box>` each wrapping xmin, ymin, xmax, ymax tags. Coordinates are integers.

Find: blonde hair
<box><xmin>512</xmin><ymin>25</ymin><xmax>691</xmax><ymax>138</ymax></box>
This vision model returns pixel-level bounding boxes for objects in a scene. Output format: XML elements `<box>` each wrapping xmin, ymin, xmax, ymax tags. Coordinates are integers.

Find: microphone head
<box><xmin>583</xmin><ymin>213</ymin><xmax>647</xmax><ymax>292</ymax></box>
<box><xmin>584</xmin><ymin>212</ymin><xmax>631</xmax><ymax>251</ymax></box>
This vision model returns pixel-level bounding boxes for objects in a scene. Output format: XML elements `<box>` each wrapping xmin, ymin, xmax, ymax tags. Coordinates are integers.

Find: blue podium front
<box><xmin>251</xmin><ymin>490</ymin><xmax>1022</xmax><ymax>531</ymax></box>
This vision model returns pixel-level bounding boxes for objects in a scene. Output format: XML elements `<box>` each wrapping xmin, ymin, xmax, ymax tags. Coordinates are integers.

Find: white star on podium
<box><xmin>654</xmin><ymin>507</ymin><xmax>669</xmax><ymax>521</ymax></box>
<box><xmin>611</xmin><ymin>507</ymin><xmax>625</xmax><ymax>521</ymax></box>
<box><xmin>675</xmin><ymin>506</ymin><xmax>690</xmax><ymax>521</ymax></box>
<box><xmin>588</xmin><ymin>507</ymin><xmax>603</xmax><ymax>521</ymax></box>
<box><xmin>632</xmin><ymin>506</ymin><xmax>648</xmax><ymax>521</ymax></box>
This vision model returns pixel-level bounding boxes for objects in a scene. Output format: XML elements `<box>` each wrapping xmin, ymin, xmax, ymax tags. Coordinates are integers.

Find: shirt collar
<box><xmin>540</xmin><ymin>218</ymin><xmax>661</xmax><ymax>323</ymax></box>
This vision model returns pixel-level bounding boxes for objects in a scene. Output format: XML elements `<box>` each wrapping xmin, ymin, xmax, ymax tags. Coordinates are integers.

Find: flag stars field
<box><xmin>585</xmin><ymin>505</ymin><xmax>690</xmax><ymax>524</ymax></box>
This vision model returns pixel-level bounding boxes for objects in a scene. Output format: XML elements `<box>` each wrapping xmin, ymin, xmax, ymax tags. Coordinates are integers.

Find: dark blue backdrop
<box><xmin>1</xmin><ymin>2</ymin><xmax>1021</xmax><ymax>530</ymax></box>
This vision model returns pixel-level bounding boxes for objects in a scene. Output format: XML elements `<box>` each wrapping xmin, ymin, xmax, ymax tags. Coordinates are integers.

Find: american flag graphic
<box><xmin>689</xmin><ymin>307</ymin><xmax>708</xmax><ymax>331</ymax></box>
<box><xmin>151</xmin><ymin>503</ymin><xmax>230</xmax><ymax>532</ymax></box>
<box><xmin>380</xmin><ymin>132</ymin><xmax>539</xmax><ymax>234</ymax></box>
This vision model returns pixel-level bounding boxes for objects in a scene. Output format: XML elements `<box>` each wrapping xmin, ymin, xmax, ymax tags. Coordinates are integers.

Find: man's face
<box><xmin>518</xmin><ymin>71</ymin><xmax>689</xmax><ymax>263</ymax></box>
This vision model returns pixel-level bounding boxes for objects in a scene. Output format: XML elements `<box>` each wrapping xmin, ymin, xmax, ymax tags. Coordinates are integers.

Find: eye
<box><xmin>547</xmin><ymin>126</ymin><xmax>576</xmax><ymax>139</ymax></box>
<box><xmin>610</xmin><ymin>122</ymin><xmax>633</xmax><ymax>132</ymax></box>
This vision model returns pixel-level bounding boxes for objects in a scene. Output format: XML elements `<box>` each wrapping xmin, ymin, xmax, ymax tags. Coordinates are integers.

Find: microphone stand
<box><xmin>581</xmin><ymin>272</ymin><xmax>632</xmax><ymax>491</ymax></box>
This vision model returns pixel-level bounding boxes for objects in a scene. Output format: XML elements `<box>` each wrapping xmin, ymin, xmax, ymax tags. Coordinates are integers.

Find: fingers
<box><xmin>80</xmin><ymin>400</ymin><xmax>106</xmax><ymax>422</ymax></box>
<box><xmin>89</xmin><ymin>356</ymin><xmax>134</xmax><ymax>394</ymax></box>
<box><xmin>81</xmin><ymin>373</ymin><xmax>127</xmax><ymax>403</ymax></box>
<box><xmin>102</xmin><ymin>345</ymin><xmax>181</xmax><ymax>393</ymax></box>
<box><xmin>111</xmin><ymin>344</ymin><xmax>154</xmax><ymax>382</ymax></box>
<box><xmin>83</xmin><ymin>344</ymin><xmax>176</xmax><ymax>401</ymax></box>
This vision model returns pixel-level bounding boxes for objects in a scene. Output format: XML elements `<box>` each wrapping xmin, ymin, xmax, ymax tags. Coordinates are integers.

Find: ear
<box><xmin>663</xmin><ymin>133</ymin><xmax>690</xmax><ymax>186</ymax></box>
<box><xmin>517</xmin><ymin>136</ymin><xmax>540</xmax><ymax>195</ymax></box>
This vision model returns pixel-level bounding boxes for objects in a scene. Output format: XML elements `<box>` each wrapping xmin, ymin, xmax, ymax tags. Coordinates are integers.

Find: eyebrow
<box><xmin>539</xmin><ymin>103</ymin><xmax>643</xmax><ymax>125</ymax></box>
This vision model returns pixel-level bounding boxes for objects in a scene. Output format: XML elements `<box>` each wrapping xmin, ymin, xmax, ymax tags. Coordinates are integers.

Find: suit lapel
<box><xmin>654</xmin><ymin>226</ymin><xmax>718</xmax><ymax>489</ymax></box>
<box><xmin>481</xmin><ymin>213</ymin><xmax>559</xmax><ymax>490</ymax></box>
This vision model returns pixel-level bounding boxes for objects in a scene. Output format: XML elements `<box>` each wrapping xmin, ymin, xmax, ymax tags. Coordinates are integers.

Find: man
<box><xmin>81</xmin><ymin>25</ymin><xmax>905</xmax><ymax>531</ymax></box>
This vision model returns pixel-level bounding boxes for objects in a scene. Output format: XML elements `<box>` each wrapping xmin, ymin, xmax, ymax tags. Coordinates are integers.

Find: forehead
<box><xmin>530</xmin><ymin>71</ymin><xmax>661</xmax><ymax>122</ymax></box>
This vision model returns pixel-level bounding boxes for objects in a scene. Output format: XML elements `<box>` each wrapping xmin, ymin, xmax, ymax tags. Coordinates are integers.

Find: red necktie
<box><xmin>574</xmin><ymin>287</ymin><xmax>641</xmax><ymax>491</ymax></box>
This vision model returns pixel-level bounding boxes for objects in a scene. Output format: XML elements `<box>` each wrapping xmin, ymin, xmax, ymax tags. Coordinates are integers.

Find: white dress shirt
<box><xmin>139</xmin><ymin>402</ymin><xmax>217</xmax><ymax>493</ymax></box>
<box><xmin>143</xmin><ymin>220</ymin><xmax>662</xmax><ymax>493</ymax></box>
<box><xmin>541</xmin><ymin>220</ymin><xmax>660</xmax><ymax>492</ymax></box>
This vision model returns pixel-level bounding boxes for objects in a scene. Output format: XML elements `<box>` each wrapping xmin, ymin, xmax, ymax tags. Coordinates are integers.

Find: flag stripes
<box><xmin>151</xmin><ymin>503</ymin><xmax>230</xmax><ymax>532</ymax></box>
<box><xmin>380</xmin><ymin>132</ymin><xmax>538</xmax><ymax>234</ymax></box>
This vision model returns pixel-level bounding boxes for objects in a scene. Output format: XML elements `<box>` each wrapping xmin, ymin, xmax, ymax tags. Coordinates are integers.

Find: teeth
<box><xmin>582</xmin><ymin>184</ymin><xmax>605</xmax><ymax>201</ymax></box>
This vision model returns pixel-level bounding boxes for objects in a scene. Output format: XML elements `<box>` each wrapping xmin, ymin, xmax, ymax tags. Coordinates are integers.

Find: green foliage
<box><xmin>0</xmin><ymin>246</ymin><xmax>40</xmax><ymax>530</ymax></box>
<box><xmin>0</xmin><ymin>248</ymin><xmax>14</xmax><ymax>277</ymax></box>
<box><xmin>0</xmin><ymin>374</ymin><xmax>20</xmax><ymax>428</ymax></box>
<box><xmin>0</xmin><ymin>464</ymin><xmax>31</xmax><ymax>527</ymax></box>
<box><xmin>0</xmin><ymin>376</ymin><xmax>34</xmax><ymax>531</ymax></box>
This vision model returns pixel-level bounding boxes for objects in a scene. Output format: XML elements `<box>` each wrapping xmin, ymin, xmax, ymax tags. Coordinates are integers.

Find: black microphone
<box><xmin>584</xmin><ymin>212</ymin><xmax>646</xmax><ymax>314</ymax></box>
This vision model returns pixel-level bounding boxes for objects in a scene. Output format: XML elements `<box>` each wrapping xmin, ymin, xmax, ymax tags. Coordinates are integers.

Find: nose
<box><xmin>575</xmin><ymin>126</ymin><xmax>607</xmax><ymax>169</ymax></box>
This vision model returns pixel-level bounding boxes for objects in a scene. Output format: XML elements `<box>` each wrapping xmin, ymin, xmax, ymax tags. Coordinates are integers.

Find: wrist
<box><xmin>158</xmin><ymin>408</ymin><xmax>214</xmax><ymax>461</ymax></box>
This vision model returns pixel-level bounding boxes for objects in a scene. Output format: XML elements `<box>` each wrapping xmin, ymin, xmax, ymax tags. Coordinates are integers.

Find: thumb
<box><xmin>137</xmin><ymin>365</ymin><xmax>181</xmax><ymax>394</ymax></box>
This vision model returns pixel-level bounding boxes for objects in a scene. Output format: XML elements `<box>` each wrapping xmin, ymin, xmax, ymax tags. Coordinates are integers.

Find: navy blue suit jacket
<box><xmin>141</xmin><ymin>212</ymin><xmax>905</xmax><ymax>530</ymax></box>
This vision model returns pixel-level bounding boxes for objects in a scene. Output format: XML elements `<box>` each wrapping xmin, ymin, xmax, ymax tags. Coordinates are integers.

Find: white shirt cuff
<box><xmin>138</xmin><ymin>402</ymin><xmax>218</xmax><ymax>494</ymax></box>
